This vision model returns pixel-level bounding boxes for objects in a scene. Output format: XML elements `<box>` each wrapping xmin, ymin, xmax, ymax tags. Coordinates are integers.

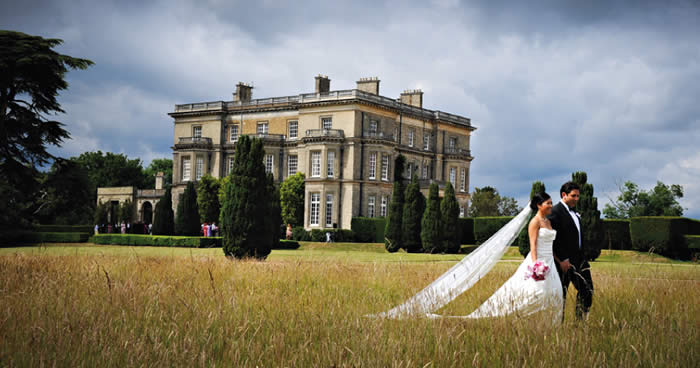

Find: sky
<box><xmin>3</xmin><ymin>0</ymin><xmax>699</xmax><ymax>218</ymax></box>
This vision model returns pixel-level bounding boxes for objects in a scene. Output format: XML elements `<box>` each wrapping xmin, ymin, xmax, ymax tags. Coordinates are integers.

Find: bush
<box><xmin>93</xmin><ymin>234</ymin><xmax>222</xmax><ymax>248</ymax></box>
<box><xmin>35</xmin><ymin>225</ymin><xmax>93</xmax><ymax>233</ymax></box>
<box><xmin>274</xmin><ymin>240</ymin><xmax>301</xmax><ymax>250</ymax></box>
<box><xmin>310</xmin><ymin>229</ymin><xmax>327</xmax><ymax>242</ymax></box>
<box><xmin>602</xmin><ymin>219</ymin><xmax>631</xmax><ymax>250</ymax></box>
<box><xmin>474</xmin><ymin>216</ymin><xmax>514</xmax><ymax>245</ymax></box>
<box><xmin>308</xmin><ymin>229</ymin><xmax>356</xmax><ymax>243</ymax></box>
<box><xmin>630</xmin><ymin>217</ymin><xmax>691</xmax><ymax>258</ymax></box>
<box><xmin>685</xmin><ymin>235</ymin><xmax>700</xmax><ymax>250</ymax></box>
<box><xmin>1</xmin><ymin>231</ymin><xmax>90</xmax><ymax>245</ymax></box>
<box><xmin>351</xmin><ymin>217</ymin><xmax>386</xmax><ymax>243</ymax></box>
<box><xmin>458</xmin><ymin>218</ymin><xmax>475</xmax><ymax>245</ymax></box>
<box><xmin>291</xmin><ymin>226</ymin><xmax>311</xmax><ymax>241</ymax></box>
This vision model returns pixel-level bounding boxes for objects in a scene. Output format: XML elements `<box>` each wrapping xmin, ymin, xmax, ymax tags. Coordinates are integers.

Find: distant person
<box><xmin>94</xmin><ymin>224</ymin><xmax>99</xmax><ymax>235</ymax></box>
<box><xmin>286</xmin><ymin>224</ymin><xmax>293</xmax><ymax>240</ymax></box>
<box><xmin>148</xmin><ymin>223</ymin><xmax>152</xmax><ymax>235</ymax></box>
<box><xmin>325</xmin><ymin>231</ymin><xmax>332</xmax><ymax>243</ymax></box>
<box><xmin>211</xmin><ymin>223</ymin><xmax>217</xmax><ymax>237</ymax></box>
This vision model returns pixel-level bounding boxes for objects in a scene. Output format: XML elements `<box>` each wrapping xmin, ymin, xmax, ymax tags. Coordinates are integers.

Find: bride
<box><xmin>372</xmin><ymin>192</ymin><xmax>563</xmax><ymax>321</ymax></box>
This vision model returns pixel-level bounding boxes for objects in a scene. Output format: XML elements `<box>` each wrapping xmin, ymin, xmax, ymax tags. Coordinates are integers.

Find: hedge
<box><xmin>93</xmin><ymin>234</ymin><xmax>221</xmax><ymax>248</ymax></box>
<box><xmin>458</xmin><ymin>218</ymin><xmax>475</xmax><ymax>245</ymax></box>
<box><xmin>685</xmin><ymin>235</ymin><xmax>700</xmax><ymax>250</ymax></box>
<box><xmin>351</xmin><ymin>217</ymin><xmax>386</xmax><ymax>243</ymax></box>
<box><xmin>274</xmin><ymin>240</ymin><xmax>301</xmax><ymax>250</ymax></box>
<box><xmin>1</xmin><ymin>231</ymin><xmax>90</xmax><ymax>245</ymax></box>
<box><xmin>473</xmin><ymin>217</ymin><xmax>514</xmax><ymax>245</ymax></box>
<box><xmin>309</xmin><ymin>229</ymin><xmax>355</xmax><ymax>242</ymax></box>
<box><xmin>629</xmin><ymin>217</ymin><xmax>693</xmax><ymax>258</ymax></box>
<box><xmin>602</xmin><ymin>219</ymin><xmax>631</xmax><ymax>250</ymax></box>
<box><xmin>36</xmin><ymin>225</ymin><xmax>94</xmax><ymax>233</ymax></box>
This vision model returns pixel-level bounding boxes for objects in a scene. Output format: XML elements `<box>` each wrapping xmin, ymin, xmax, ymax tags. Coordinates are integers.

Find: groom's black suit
<box><xmin>548</xmin><ymin>202</ymin><xmax>593</xmax><ymax>319</ymax></box>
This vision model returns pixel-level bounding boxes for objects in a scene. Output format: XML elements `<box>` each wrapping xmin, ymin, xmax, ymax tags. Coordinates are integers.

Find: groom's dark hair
<box><xmin>560</xmin><ymin>181</ymin><xmax>580</xmax><ymax>197</ymax></box>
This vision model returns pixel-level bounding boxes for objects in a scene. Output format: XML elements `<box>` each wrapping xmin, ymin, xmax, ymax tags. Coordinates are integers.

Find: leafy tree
<box><xmin>402</xmin><ymin>175</ymin><xmax>425</xmax><ymax>253</ymax></box>
<box><xmin>384</xmin><ymin>179</ymin><xmax>404</xmax><ymax>252</ymax></box>
<box><xmin>175</xmin><ymin>181</ymin><xmax>200</xmax><ymax>236</ymax></box>
<box><xmin>197</xmin><ymin>174</ymin><xmax>220</xmax><ymax>224</ymax></box>
<box><xmin>119</xmin><ymin>199</ymin><xmax>134</xmax><ymax>224</ymax></box>
<box><xmin>152</xmin><ymin>187</ymin><xmax>174</xmax><ymax>235</ymax></box>
<box><xmin>518</xmin><ymin>181</ymin><xmax>546</xmax><ymax>257</ymax></box>
<box><xmin>467</xmin><ymin>186</ymin><xmax>521</xmax><ymax>217</ymax></box>
<box><xmin>280</xmin><ymin>172</ymin><xmax>305</xmax><ymax>226</ymax></box>
<box><xmin>0</xmin><ymin>31</ymin><xmax>93</xmax><ymax>230</ymax></box>
<box><xmin>441</xmin><ymin>182</ymin><xmax>461</xmax><ymax>253</ymax></box>
<box><xmin>143</xmin><ymin>158</ymin><xmax>173</xmax><ymax>188</ymax></box>
<box><xmin>499</xmin><ymin>196</ymin><xmax>521</xmax><ymax>216</ymax></box>
<box><xmin>572</xmin><ymin>171</ymin><xmax>604</xmax><ymax>261</ymax></box>
<box><xmin>421</xmin><ymin>183</ymin><xmax>443</xmax><ymax>253</ymax></box>
<box><xmin>74</xmin><ymin>151</ymin><xmax>150</xmax><ymax>192</ymax></box>
<box><xmin>221</xmin><ymin>135</ymin><xmax>272</xmax><ymax>259</ymax></box>
<box><xmin>603</xmin><ymin>181</ymin><xmax>684</xmax><ymax>218</ymax></box>
<box><xmin>34</xmin><ymin>159</ymin><xmax>93</xmax><ymax>225</ymax></box>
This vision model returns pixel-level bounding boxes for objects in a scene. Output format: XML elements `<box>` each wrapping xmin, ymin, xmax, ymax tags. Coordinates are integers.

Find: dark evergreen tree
<box><xmin>175</xmin><ymin>181</ymin><xmax>200</xmax><ymax>236</ymax></box>
<box><xmin>421</xmin><ymin>183</ymin><xmax>443</xmax><ymax>253</ymax></box>
<box><xmin>441</xmin><ymin>182</ymin><xmax>461</xmax><ymax>253</ymax></box>
<box><xmin>197</xmin><ymin>174</ymin><xmax>220</xmax><ymax>224</ymax></box>
<box><xmin>402</xmin><ymin>175</ymin><xmax>425</xmax><ymax>253</ymax></box>
<box><xmin>572</xmin><ymin>171</ymin><xmax>604</xmax><ymax>261</ymax></box>
<box><xmin>518</xmin><ymin>181</ymin><xmax>546</xmax><ymax>257</ymax></box>
<box><xmin>393</xmin><ymin>154</ymin><xmax>406</xmax><ymax>182</ymax></box>
<box><xmin>266</xmin><ymin>173</ymin><xmax>282</xmax><ymax>252</ymax></box>
<box><xmin>119</xmin><ymin>199</ymin><xmax>134</xmax><ymax>224</ymax></box>
<box><xmin>94</xmin><ymin>201</ymin><xmax>109</xmax><ymax>226</ymax></box>
<box><xmin>384</xmin><ymin>154</ymin><xmax>407</xmax><ymax>252</ymax></box>
<box><xmin>152</xmin><ymin>187</ymin><xmax>174</xmax><ymax>235</ymax></box>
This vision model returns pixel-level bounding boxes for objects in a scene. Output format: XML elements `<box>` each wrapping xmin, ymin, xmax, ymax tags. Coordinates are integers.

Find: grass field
<box><xmin>1</xmin><ymin>242</ymin><xmax>698</xmax><ymax>366</ymax></box>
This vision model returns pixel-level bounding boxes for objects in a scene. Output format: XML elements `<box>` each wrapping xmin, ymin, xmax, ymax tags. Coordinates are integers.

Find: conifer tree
<box><xmin>197</xmin><ymin>174</ymin><xmax>220</xmax><ymax>224</ymax></box>
<box><xmin>265</xmin><ymin>173</ymin><xmax>282</xmax><ymax>253</ymax></box>
<box><xmin>384</xmin><ymin>154</ymin><xmax>406</xmax><ymax>252</ymax></box>
<box><xmin>152</xmin><ymin>187</ymin><xmax>174</xmax><ymax>235</ymax></box>
<box><xmin>518</xmin><ymin>181</ymin><xmax>546</xmax><ymax>257</ymax></box>
<box><xmin>402</xmin><ymin>175</ymin><xmax>425</xmax><ymax>253</ymax></box>
<box><xmin>421</xmin><ymin>183</ymin><xmax>443</xmax><ymax>253</ymax></box>
<box><xmin>572</xmin><ymin>171</ymin><xmax>604</xmax><ymax>261</ymax></box>
<box><xmin>175</xmin><ymin>181</ymin><xmax>200</xmax><ymax>236</ymax></box>
<box><xmin>441</xmin><ymin>182</ymin><xmax>461</xmax><ymax>253</ymax></box>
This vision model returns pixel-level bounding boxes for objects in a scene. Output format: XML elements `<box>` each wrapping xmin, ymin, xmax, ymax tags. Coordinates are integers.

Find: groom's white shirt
<box><xmin>561</xmin><ymin>201</ymin><xmax>581</xmax><ymax>248</ymax></box>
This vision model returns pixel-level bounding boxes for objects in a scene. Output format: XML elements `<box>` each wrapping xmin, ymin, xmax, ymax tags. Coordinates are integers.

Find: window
<box><xmin>228</xmin><ymin>157</ymin><xmax>234</xmax><ymax>175</ymax></box>
<box><xmin>449</xmin><ymin>137</ymin><xmax>457</xmax><ymax>150</ymax></box>
<box><xmin>230</xmin><ymin>124</ymin><xmax>239</xmax><ymax>143</ymax></box>
<box><xmin>423</xmin><ymin>134</ymin><xmax>430</xmax><ymax>150</ymax></box>
<box><xmin>321</xmin><ymin>117</ymin><xmax>332</xmax><ymax>130</ymax></box>
<box><xmin>460</xmin><ymin>168</ymin><xmax>466</xmax><ymax>192</ymax></box>
<box><xmin>195</xmin><ymin>156</ymin><xmax>204</xmax><ymax>180</ymax></box>
<box><xmin>265</xmin><ymin>154</ymin><xmax>274</xmax><ymax>174</ymax></box>
<box><xmin>408</xmin><ymin>129</ymin><xmax>414</xmax><ymax>147</ymax></box>
<box><xmin>368</xmin><ymin>152</ymin><xmax>377</xmax><ymax>179</ymax></box>
<box><xmin>311</xmin><ymin>151</ymin><xmax>321</xmax><ymax>177</ymax></box>
<box><xmin>406</xmin><ymin>163</ymin><xmax>412</xmax><ymax>178</ymax></box>
<box><xmin>288</xmin><ymin>155</ymin><xmax>298</xmax><ymax>176</ymax></box>
<box><xmin>288</xmin><ymin>121</ymin><xmax>298</xmax><ymax>139</ymax></box>
<box><xmin>257</xmin><ymin>122</ymin><xmax>268</xmax><ymax>135</ymax></box>
<box><xmin>368</xmin><ymin>196</ymin><xmax>376</xmax><ymax>218</ymax></box>
<box><xmin>380</xmin><ymin>196</ymin><xmax>387</xmax><ymax>217</ymax></box>
<box><xmin>369</xmin><ymin>120</ymin><xmax>378</xmax><ymax>135</ymax></box>
<box><xmin>310</xmin><ymin>193</ymin><xmax>320</xmax><ymax>225</ymax></box>
<box><xmin>422</xmin><ymin>164</ymin><xmax>428</xmax><ymax>179</ymax></box>
<box><xmin>327</xmin><ymin>151</ymin><xmax>335</xmax><ymax>177</ymax></box>
<box><xmin>381</xmin><ymin>154</ymin><xmax>389</xmax><ymax>181</ymax></box>
<box><xmin>193</xmin><ymin>126</ymin><xmax>202</xmax><ymax>139</ymax></box>
<box><xmin>182</xmin><ymin>157</ymin><xmax>191</xmax><ymax>181</ymax></box>
<box><xmin>449</xmin><ymin>167</ymin><xmax>457</xmax><ymax>185</ymax></box>
<box><xmin>460</xmin><ymin>206</ymin><xmax>465</xmax><ymax>218</ymax></box>
<box><xmin>325</xmin><ymin>194</ymin><xmax>333</xmax><ymax>226</ymax></box>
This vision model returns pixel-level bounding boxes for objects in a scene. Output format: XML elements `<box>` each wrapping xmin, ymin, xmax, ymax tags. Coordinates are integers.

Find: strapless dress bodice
<box><xmin>535</xmin><ymin>228</ymin><xmax>556</xmax><ymax>259</ymax></box>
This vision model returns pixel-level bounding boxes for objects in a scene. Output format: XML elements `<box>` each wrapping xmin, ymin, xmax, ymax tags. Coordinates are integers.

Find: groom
<box><xmin>548</xmin><ymin>181</ymin><xmax>594</xmax><ymax>320</ymax></box>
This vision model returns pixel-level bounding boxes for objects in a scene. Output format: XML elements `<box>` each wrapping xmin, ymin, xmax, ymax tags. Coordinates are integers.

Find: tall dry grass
<box><xmin>0</xmin><ymin>251</ymin><xmax>697</xmax><ymax>367</ymax></box>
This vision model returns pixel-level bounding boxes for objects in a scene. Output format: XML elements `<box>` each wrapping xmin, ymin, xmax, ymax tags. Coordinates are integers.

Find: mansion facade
<box><xmin>169</xmin><ymin>75</ymin><xmax>475</xmax><ymax>230</ymax></box>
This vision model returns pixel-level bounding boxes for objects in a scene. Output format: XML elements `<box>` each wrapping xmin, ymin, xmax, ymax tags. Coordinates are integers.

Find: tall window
<box><xmin>288</xmin><ymin>121</ymin><xmax>298</xmax><ymax>139</ymax></box>
<box><xmin>228</xmin><ymin>157</ymin><xmax>234</xmax><ymax>175</ymax></box>
<box><xmin>195</xmin><ymin>156</ymin><xmax>204</xmax><ymax>180</ymax></box>
<box><xmin>368</xmin><ymin>196</ymin><xmax>376</xmax><ymax>218</ymax></box>
<box><xmin>321</xmin><ymin>117</ymin><xmax>332</xmax><ymax>130</ymax></box>
<box><xmin>408</xmin><ymin>129</ymin><xmax>414</xmax><ymax>147</ymax></box>
<box><xmin>193</xmin><ymin>126</ymin><xmax>202</xmax><ymax>139</ymax></box>
<box><xmin>381</xmin><ymin>155</ymin><xmax>389</xmax><ymax>181</ymax></box>
<box><xmin>368</xmin><ymin>152</ymin><xmax>377</xmax><ymax>179</ymax></box>
<box><xmin>449</xmin><ymin>137</ymin><xmax>457</xmax><ymax>150</ymax></box>
<box><xmin>311</xmin><ymin>151</ymin><xmax>321</xmax><ymax>177</ymax></box>
<box><xmin>288</xmin><ymin>155</ymin><xmax>298</xmax><ymax>176</ymax></box>
<box><xmin>406</xmin><ymin>163</ymin><xmax>412</xmax><ymax>178</ymax></box>
<box><xmin>325</xmin><ymin>194</ymin><xmax>333</xmax><ymax>226</ymax></box>
<box><xmin>449</xmin><ymin>167</ymin><xmax>457</xmax><ymax>185</ymax></box>
<box><xmin>182</xmin><ymin>157</ymin><xmax>191</xmax><ymax>181</ymax></box>
<box><xmin>257</xmin><ymin>122</ymin><xmax>268</xmax><ymax>135</ymax></box>
<box><xmin>310</xmin><ymin>193</ymin><xmax>320</xmax><ymax>225</ymax></box>
<box><xmin>423</xmin><ymin>134</ymin><xmax>430</xmax><ymax>150</ymax></box>
<box><xmin>460</xmin><ymin>206</ymin><xmax>465</xmax><ymax>218</ymax></box>
<box><xmin>327</xmin><ymin>151</ymin><xmax>335</xmax><ymax>177</ymax></box>
<box><xmin>460</xmin><ymin>168</ymin><xmax>466</xmax><ymax>192</ymax></box>
<box><xmin>230</xmin><ymin>124</ymin><xmax>239</xmax><ymax>143</ymax></box>
<box><xmin>265</xmin><ymin>154</ymin><xmax>274</xmax><ymax>174</ymax></box>
<box><xmin>422</xmin><ymin>164</ymin><xmax>428</xmax><ymax>179</ymax></box>
<box><xmin>369</xmin><ymin>120</ymin><xmax>378</xmax><ymax>135</ymax></box>
<box><xmin>380</xmin><ymin>196</ymin><xmax>387</xmax><ymax>217</ymax></box>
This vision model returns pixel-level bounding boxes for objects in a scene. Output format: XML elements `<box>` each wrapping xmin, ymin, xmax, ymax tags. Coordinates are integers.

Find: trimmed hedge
<box><xmin>602</xmin><ymin>219</ymin><xmax>631</xmax><ymax>250</ymax></box>
<box><xmin>292</xmin><ymin>226</ymin><xmax>311</xmax><ymax>241</ymax></box>
<box><xmin>474</xmin><ymin>216</ymin><xmax>514</xmax><ymax>245</ymax></box>
<box><xmin>629</xmin><ymin>217</ymin><xmax>693</xmax><ymax>258</ymax></box>
<box><xmin>458</xmin><ymin>218</ymin><xmax>475</xmax><ymax>245</ymax></box>
<box><xmin>309</xmin><ymin>229</ymin><xmax>356</xmax><ymax>242</ymax></box>
<box><xmin>1</xmin><ymin>231</ymin><xmax>90</xmax><ymax>245</ymax></box>
<box><xmin>274</xmin><ymin>240</ymin><xmax>301</xmax><ymax>250</ymax></box>
<box><xmin>351</xmin><ymin>217</ymin><xmax>386</xmax><ymax>243</ymax></box>
<box><xmin>36</xmin><ymin>225</ymin><xmax>93</xmax><ymax>233</ymax></box>
<box><xmin>93</xmin><ymin>234</ymin><xmax>221</xmax><ymax>248</ymax></box>
<box><xmin>685</xmin><ymin>235</ymin><xmax>700</xmax><ymax>250</ymax></box>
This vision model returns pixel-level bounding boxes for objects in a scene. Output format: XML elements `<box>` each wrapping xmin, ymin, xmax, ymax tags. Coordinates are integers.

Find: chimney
<box><xmin>155</xmin><ymin>172</ymin><xmax>164</xmax><ymax>190</ymax></box>
<box><xmin>234</xmin><ymin>82</ymin><xmax>253</xmax><ymax>102</ymax></box>
<box><xmin>400</xmin><ymin>89</ymin><xmax>423</xmax><ymax>108</ymax></box>
<box><xmin>356</xmin><ymin>77</ymin><xmax>380</xmax><ymax>95</ymax></box>
<box><xmin>315</xmin><ymin>74</ymin><xmax>330</xmax><ymax>93</ymax></box>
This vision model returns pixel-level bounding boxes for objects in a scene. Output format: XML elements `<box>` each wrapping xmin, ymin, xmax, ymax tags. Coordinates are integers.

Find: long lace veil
<box><xmin>372</xmin><ymin>205</ymin><xmax>532</xmax><ymax>319</ymax></box>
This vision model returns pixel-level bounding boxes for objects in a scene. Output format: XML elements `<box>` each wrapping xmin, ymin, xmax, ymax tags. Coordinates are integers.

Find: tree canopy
<box><xmin>143</xmin><ymin>158</ymin><xmax>173</xmax><ymax>188</ymax></box>
<box><xmin>603</xmin><ymin>181</ymin><xmax>684</xmax><ymax>218</ymax></box>
<box><xmin>197</xmin><ymin>174</ymin><xmax>220</xmax><ymax>224</ymax></box>
<box><xmin>280</xmin><ymin>172</ymin><xmax>305</xmax><ymax>226</ymax></box>
<box><xmin>467</xmin><ymin>186</ymin><xmax>521</xmax><ymax>217</ymax></box>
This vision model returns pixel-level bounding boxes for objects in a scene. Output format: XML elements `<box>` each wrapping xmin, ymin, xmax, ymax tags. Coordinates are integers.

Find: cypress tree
<box><xmin>265</xmin><ymin>173</ymin><xmax>281</xmax><ymax>254</ymax></box>
<box><xmin>175</xmin><ymin>193</ymin><xmax>185</xmax><ymax>234</ymax></box>
<box><xmin>572</xmin><ymin>171</ymin><xmax>604</xmax><ymax>261</ymax></box>
<box><xmin>175</xmin><ymin>181</ymin><xmax>200</xmax><ymax>236</ymax></box>
<box><xmin>421</xmin><ymin>183</ymin><xmax>443</xmax><ymax>253</ymax></box>
<box><xmin>152</xmin><ymin>187</ymin><xmax>174</xmax><ymax>235</ymax></box>
<box><xmin>197</xmin><ymin>174</ymin><xmax>220</xmax><ymax>224</ymax></box>
<box><xmin>384</xmin><ymin>180</ymin><xmax>404</xmax><ymax>252</ymax></box>
<box><xmin>402</xmin><ymin>175</ymin><xmax>425</xmax><ymax>253</ymax></box>
<box><xmin>441</xmin><ymin>182</ymin><xmax>461</xmax><ymax>253</ymax></box>
<box><xmin>518</xmin><ymin>181</ymin><xmax>546</xmax><ymax>257</ymax></box>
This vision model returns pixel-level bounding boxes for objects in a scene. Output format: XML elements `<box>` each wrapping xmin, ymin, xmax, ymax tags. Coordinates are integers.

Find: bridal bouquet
<box><xmin>525</xmin><ymin>261</ymin><xmax>550</xmax><ymax>281</ymax></box>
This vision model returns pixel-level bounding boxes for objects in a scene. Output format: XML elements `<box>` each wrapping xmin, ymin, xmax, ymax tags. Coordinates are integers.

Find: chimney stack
<box><xmin>155</xmin><ymin>172</ymin><xmax>164</xmax><ymax>190</ymax></box>
<box><xmin>234</xmin><ymin>82</ymin><xmax>253</xmax><ymax>102</ymax></box>
<box><xmin>400</xmin><ymin>89</ymin><xmax>423</xmax><ymax>108</ymax></box>
<box><xmin>356</xmin><ymin>77</ymin><xmax>380</xmax><ymax>95</ymax></box>
<box><xmin>315</xmin><ymin>74</ymin><xmax>330</xmax><ymax>93</ymax></box>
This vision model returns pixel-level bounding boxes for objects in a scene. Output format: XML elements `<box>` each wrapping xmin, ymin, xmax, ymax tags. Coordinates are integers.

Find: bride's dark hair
<box><xmin>529</xmin><ymin>192</ymin><xmax>551</xmax><ymax>212</ymax></box>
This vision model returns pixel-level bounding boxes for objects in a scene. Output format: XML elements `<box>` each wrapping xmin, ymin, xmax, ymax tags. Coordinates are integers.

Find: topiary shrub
<box><xmin>291</xmin><ymin>226</ymin><xmax>311</xmax><ymax>241</ymax></box>
<box><xmin>474</xmin><ymin>216</ymin><xmax>514</xmax><ymax>245</ymax></box>
<box><xmin>602</xmin><ymin>219</ymin><xmax>631</xmax><ymax>250</ymax></box>
<box><xmin>92</xmin><ymin>234</ymin><xmax>222</xmax><ymax>248</ymax></box>
<box><xmin>274</xmin><ymin>240</ymin><xmax>301</xmax><ymax>250</ymax></box>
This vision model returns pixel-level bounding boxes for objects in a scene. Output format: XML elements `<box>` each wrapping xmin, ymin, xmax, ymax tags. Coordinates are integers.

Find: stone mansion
<box><xmin>167</xmin><ymin>75</ymin><xmax>475</xmax><ymax>230</ymax></box>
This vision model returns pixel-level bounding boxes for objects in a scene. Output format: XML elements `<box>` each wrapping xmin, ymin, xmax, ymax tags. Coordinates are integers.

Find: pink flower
<box><xmin>525</xmin><ymin>261</ymin><xmax>550</xmax><ymax>281</ymax></box>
